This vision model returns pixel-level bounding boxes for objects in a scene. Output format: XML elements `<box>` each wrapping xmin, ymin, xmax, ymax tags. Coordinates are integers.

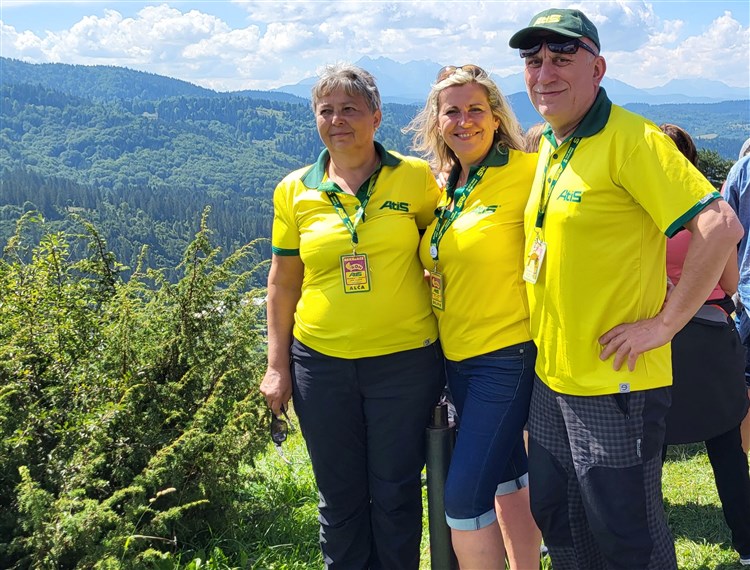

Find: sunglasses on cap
<box><xmin>519</xmin><ymin>38</ymin><xmax>598</xmax><ymax>59</ymax></box>
<box><xmin>436</xmin><ymin>64</ymin><xmax>488</xmax><ymax>82</ymax></box>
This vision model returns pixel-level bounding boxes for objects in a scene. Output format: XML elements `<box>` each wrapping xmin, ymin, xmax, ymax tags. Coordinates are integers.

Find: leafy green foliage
<box><xmin>0</xmin><ymin>211</ymin><xmax>270</xmax><ymax>568</ymax></box>
<box><xmin>697</xmin><ymin>148</ymin><xmax>736</xmax><ymax>188</ymax></box>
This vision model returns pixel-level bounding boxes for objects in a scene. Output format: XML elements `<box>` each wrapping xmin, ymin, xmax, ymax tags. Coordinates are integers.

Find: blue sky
<box><xmin>1</xmin><ymin>1</ymin><xmax>748</xmax><ymax>92</ymax></box>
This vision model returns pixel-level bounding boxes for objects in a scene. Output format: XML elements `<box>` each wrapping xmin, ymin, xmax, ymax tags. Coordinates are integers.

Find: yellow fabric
<box><xmin>524</xmin><ymin>105</ymin><xmax>719</xmax><ymax>395</ymax></box>
<box><xmin>272</xmin><ymin>150</ymin><xmax>440</xmax><ymax>358</ymax></box>
<box><xmin>419</xmin><ymin>149</ymin><xmax>537</xmax><ymax>361</ymax></box>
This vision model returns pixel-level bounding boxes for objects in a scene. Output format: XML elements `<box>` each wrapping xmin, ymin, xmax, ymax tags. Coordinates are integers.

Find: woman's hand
<box><xmin>260</xmin><ymin>367</ymin><xmax>293</xmax><ymax>416</ymax></box>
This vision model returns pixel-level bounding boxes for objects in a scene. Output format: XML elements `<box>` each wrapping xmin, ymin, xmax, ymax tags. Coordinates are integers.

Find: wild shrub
<box><xmin>0</xmin><ymin>210</ymin><xmax>270</xmax><ymax>568</ymax></box>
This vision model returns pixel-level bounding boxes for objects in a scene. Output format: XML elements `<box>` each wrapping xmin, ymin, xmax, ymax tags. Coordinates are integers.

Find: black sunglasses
<box><xmin>436</xmin><ymin>64</ymin><xmax>488</xmax><ymax>82</ymax></box>
<box><xmin>519</xmin><ymin>38</ymin><xmax>598</xmax><ymax>59</ymax></box>
<box><xmin>270</xmin><ymin>406</ymin><xmax>293</xmax><ymax>446</ymax></box>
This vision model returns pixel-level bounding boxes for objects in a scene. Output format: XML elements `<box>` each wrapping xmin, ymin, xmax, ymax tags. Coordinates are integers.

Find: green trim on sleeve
<box><xmin>272</xmin><ymin>246</ymin><xmax>301</xmax><ymax>256</ymax></box>
<box><xmin>665</xmin><ymin>192</ymin><xmax>721</xmax><ymax>238</ymax></box>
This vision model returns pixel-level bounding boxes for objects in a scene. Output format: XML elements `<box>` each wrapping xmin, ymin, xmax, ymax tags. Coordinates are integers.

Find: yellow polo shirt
<box><xmin>272</xmin><ymin>142</ymin><xmax>440</xmax><ymax>358</ymax></box>
<box><xmin>524</xmin><ymin>89</ymin><xmax>720</xmax><ymax>396</ymax></box>
<box><xmin>418</xmin><ymin>146</ymin><xmax>537</xmax><ymax>361</ymax></box>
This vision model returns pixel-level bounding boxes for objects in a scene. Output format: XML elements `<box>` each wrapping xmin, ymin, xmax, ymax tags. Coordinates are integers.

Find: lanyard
<box><xmin>534</xmin><ymin>137</ymin><xmax>581</xmax><ymax>229</ymax></box>
<box><xmin>327</xmin><ymin>170</ymin><xmax>380</xmax><ymax>252</ymax></box>
<box><xmin>429</xmin><ymin>166</ymin><xmax>487</xmax><ymax>263</ymax></box>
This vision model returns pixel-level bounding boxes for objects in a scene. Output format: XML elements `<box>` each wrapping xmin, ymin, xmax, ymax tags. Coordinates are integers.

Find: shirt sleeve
<box><xmin>723</xmin><ymin>159</ymin><xmax>749</xmax><ymax>215</ymax></box>
<box><xmin>415</xmin><ymin>161</ymin><xmax>441</xmax><ymax>230</ymax></box>
<box><xmin>617</xmin><ymin>128</ymin><xmax>719</xmax><ymax>238</ymax></box>
<box><xmin>271</xmin><ymin>178</ymin><xmax>300</xmax><ymax>256</ymax></box>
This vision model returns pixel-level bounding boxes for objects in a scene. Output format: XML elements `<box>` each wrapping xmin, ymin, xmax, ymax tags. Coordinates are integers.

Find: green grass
<box><xmin>189</xmin><ymin>435</ymin><xmax>747</xmax><ymax>569</ymax></box>
<box><xmin>664</xmin><ymin>444</ymin><xmax>747</xmax><ymax>569</ymax></box>
<box><xmin>240</xmin><ymin>436</ymin><xmax>322</xmax><ymax>569</ymax></box>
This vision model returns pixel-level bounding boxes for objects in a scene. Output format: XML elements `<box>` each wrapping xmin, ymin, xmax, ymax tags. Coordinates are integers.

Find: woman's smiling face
<box><xmin>437</xmin><ymin>82</ymin><xmax>499</xmax><ymax>167</ymax></box>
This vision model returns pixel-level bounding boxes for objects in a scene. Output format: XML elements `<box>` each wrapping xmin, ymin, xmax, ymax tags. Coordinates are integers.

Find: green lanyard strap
<box><xmin>535</xmin><ymin>137</ymin><xmax>581</xmax><ymax>229</ymax></box>
<box><xmin>327</xmin><ymin>170</ymin><xmax>380</xmax><ymax>250</ymax></box>
<box><xmin>429</xmin><ymin>165</ymin><xmax>487</xmax><ymax>262</ymax></box>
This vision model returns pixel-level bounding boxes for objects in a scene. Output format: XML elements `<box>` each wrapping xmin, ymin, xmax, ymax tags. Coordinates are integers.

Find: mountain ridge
<box><xmin>4</xmin><ymin>55</ymin><xmax>748</xmax><ymax>107</ymax></box>
<box><xmin>272</xmin><ymin>55</ymin><xmax>750</xmax><ymax>106</ymax></box>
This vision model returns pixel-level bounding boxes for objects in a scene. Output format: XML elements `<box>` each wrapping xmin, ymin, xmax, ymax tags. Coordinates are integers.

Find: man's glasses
<box><xmin>436</xmin><ymin>64</ymin><xmax>488</xmax><ymax>82</ymax></box>
<box><xmin>519</xmin><ymin>38</ymin><xmax>598</xmax><ymax>59</ymax></box>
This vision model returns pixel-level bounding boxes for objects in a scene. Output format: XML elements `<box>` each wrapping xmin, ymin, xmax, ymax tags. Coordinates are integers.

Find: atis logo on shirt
<box><xmin>380</xmin><ymin>200</ymin><xmax>410</xmax><ymax>212</ymax></box>
<box><xmin>557</xmin><ymin>189</ymin><xmax>583</xmax><ymax>203</ymax></box>
<box><xmin>473</xmin><ymin>205</ymin><xmax>498</xmax><ymax>215</ymax></box>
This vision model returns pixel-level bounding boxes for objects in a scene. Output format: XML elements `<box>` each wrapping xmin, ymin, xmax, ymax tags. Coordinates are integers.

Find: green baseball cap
<box><xmin>509</xmin><ymin>8</ymin><xmax>600</xmax><ymax>51</ymax></box>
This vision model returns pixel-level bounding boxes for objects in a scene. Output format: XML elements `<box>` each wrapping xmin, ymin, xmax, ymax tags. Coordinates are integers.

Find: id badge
<box><xmin>430</xmin><ymin>271</ymin><xmax>445</xmax><ymax>310</ymax></box>
<box><xmin>523</xmin><ymin>239</ymin><xmax>546</xmax><ymax>284</ymax></box>
<box><xmin>340</xmin><ymin>253</ymin><xmax>371</xmax><ymax>293</ymax></box>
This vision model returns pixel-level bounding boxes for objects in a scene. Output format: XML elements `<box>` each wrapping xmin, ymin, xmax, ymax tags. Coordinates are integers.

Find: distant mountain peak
<box><xmin>274</xmin><ymin>56</ymin><xmax>748</xmax><ymax>106</ymax></box>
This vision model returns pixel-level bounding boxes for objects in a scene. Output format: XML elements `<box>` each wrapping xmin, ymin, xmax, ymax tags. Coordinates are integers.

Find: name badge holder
<box><xmin>523</xmin><ymin>137</ymin><xmax>581</xmax><ymax>284</ymax></box>
<box><xmin>429</xmin><ymin>166</ymin><xmax>487</xmax><ymax>310</ymax></box>
<box><xmin>327</xmin><ymin>171</ymin><xmax>379</xmax><ymax>294</ymax></box>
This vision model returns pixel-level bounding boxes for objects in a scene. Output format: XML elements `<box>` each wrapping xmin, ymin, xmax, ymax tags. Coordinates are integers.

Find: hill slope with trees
<box><xmin>1</xmin><ymin>58</ymin><xmax>747</xmax><ymax>276</ymax></box>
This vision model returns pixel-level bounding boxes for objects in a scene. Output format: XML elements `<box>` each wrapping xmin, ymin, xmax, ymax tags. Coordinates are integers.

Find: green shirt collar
<box><xmin>300</xmin><ymin>141</ymin><xmax>401</xmax><ymax>189</ymax></box>
<box><xmin>542</xmin><ymin>88</ymin><xmax>612</xmax><ymax>148</ymax></box>
<box><xmin>446</xmin><ymin>143</ymin><xmax>510</xmax><ymax>190</ymax></box>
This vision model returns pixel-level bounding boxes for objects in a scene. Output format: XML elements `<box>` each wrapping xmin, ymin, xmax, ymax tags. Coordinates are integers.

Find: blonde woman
<box><xmin>406</xmin><ymin>65</ymin><xmax>540</xmax><ymax>570</ymax></box>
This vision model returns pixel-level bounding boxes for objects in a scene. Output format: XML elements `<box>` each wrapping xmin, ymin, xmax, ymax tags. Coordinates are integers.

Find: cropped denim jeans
<box><xmin>444</xmin><ymin>340</ymin><xmax>536</xmax><ymax>530</ymax></box>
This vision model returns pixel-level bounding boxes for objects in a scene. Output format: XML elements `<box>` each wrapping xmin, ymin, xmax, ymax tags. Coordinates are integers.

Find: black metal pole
<box><xmin>425</xmin><ymin>400</ymin><xmax>458</xmax><ymax>570</ymax></box>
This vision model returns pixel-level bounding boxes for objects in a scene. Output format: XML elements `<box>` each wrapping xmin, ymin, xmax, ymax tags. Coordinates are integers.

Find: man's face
<box><xmin>523</xmin><ymin>35</ymin><xmax>605</xmax><ymax>137</ymax></box>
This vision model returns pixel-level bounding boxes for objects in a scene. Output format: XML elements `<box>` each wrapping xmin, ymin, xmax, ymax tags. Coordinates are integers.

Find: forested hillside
<box><xmin>1</xmin><ymin>57</ymin><xmax>748</xmax><ymax>277</ymax></box>
<box><xmin>624</xmin><ymin>100</ymin><xmax>750</xmax><ymax>159</ymax></box>
<box><xmin>0</xmin><ymin>62</ymin><xmax>417</xmax><ymax>277</ymax></box>
<box><xmin>1</xmin><ymin>57</ymin><xmax>307</xmax><ymax>103</ymax></box>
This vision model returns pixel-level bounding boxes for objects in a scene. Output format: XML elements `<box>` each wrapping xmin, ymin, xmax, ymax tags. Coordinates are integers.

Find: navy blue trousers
<box><xmin>291</xmin><ymin>339</ymin><xmax>444</xmax><ymax>570</ymax></box>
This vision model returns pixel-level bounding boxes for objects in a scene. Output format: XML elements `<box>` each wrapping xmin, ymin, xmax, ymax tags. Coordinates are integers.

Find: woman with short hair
<box><xmin>260</xmin><ymin>63</ymin><xmax>444</xmax><ymax>569</ymax></box>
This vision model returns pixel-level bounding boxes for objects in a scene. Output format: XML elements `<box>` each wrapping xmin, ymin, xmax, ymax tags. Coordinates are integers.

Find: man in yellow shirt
<box><xmin>509</xmin><ymin>8</ymin><xmax>743</xmax><ymax>570</ymax></box>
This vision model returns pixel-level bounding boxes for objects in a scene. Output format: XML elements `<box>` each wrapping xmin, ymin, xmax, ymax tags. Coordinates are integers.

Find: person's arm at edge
<box><xmin>259</xmin><ymin>254</ymin><xmax>303</xmax><ymax>415</ymax></box>
<box><xmin>599</xmin><ymin>199</ymin><xmax>743</xmax><ymax>371</ymax></box>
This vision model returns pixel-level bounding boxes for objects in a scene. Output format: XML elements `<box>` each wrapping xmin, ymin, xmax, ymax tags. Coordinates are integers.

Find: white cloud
<box><xmin>260</xmin><ymin>21</ymin><xmax>316</xmax><ymax>53</ymax></box>
<box><xmin>2</xmin><ymin>22</ymin><xmax>43</xmax><ymax>57</ymax></box>
<box><xmin>1</xmin><ymin>1</ymin><xmax>748</xmax><ymax>91</ymax></box>
<box><xmin>608</xmin><ymin>10</ymin><xmax>750</xmax><ymax>88</ymax></box>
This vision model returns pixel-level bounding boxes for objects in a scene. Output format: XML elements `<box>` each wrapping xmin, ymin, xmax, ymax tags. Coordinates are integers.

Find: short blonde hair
<box><xmin>405</xmin><ymin>67</ymin><xmax>524</xmax><ymax>172</ymax></box>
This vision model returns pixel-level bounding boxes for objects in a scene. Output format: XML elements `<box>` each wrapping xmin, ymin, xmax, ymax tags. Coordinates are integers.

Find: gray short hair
<box><xmin>311</xmin><ymin>63</ymin><xmax>381</xmax><ymax>114</ymax></box>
